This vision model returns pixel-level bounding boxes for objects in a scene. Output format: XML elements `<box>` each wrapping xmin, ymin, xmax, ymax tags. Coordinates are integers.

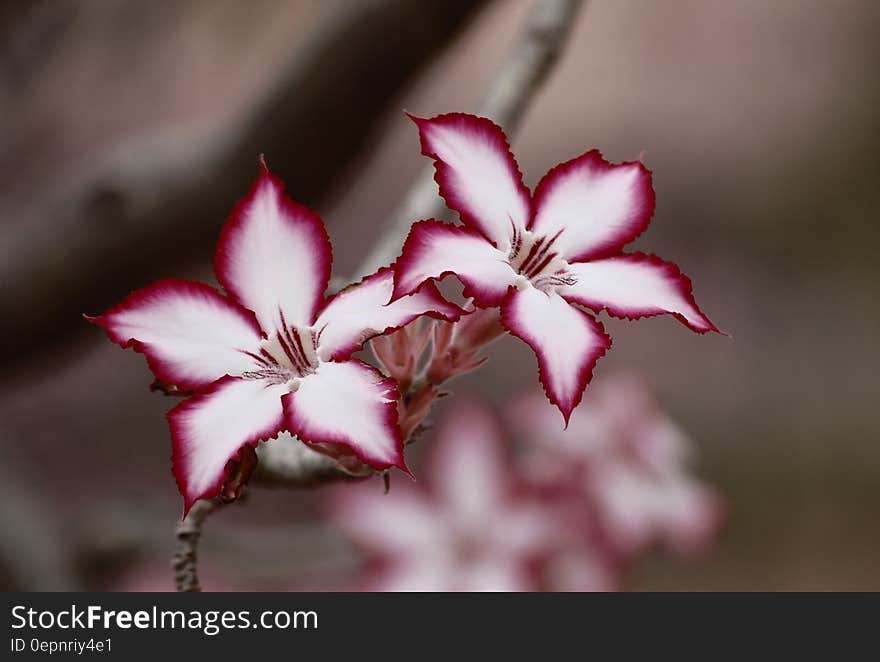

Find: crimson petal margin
<box><xmin>501</xmin><ymin>287</ymin><xmax>611</xmax><ymax>426</ymax></box>
<box><xmin>315</xmin><ymin>267</ymin><xmax>464</xmax><ymax>362</ymax></box>
<box><xmin>408</xmin><ymin>112</ymin><xmax>530</xmax><ymax>250</ymax></box>
<box><xmin>87</xmin><ymin>278</ymin><xmax>263</xmax><ymax>390</ymax></box>
<box><xmin>214</xmin><ymin>165</ymin><xmax>332</xmax><ymax>332</ymax></box>
<box><xmin>282</xmin><ymin>360</ymin><xmax>408</xmax><ymax>473</ymax></box>
<box><xmin>557</xmin><ymin>253</ymin><xmax>720</xmax><ymax>333</ymax></box>
<box><xmin>530</xmin><ymin>150</ymin><xmax>655</xmax><ymax>262</ymax></box>
<box><xmin>169</xmin><ymin>376</ymin><xmax>288</xmax><ymax>516</ymax></box>
<box><xmin>391</xmin><ymin>219</ymin><xmax>518</xmax><ymax>308</ymax></box>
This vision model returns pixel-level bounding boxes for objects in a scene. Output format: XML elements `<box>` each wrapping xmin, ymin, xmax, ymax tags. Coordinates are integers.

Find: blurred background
<box><xmin>1</xmin><ymin>0</ymin><xmax>878</xmax><ymax>591</ymax></box>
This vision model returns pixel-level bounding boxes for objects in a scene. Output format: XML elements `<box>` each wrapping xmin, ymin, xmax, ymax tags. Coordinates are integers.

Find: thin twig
<box><xmin>172</xmin><ymin>439</ymin><xmax>372</xmax><ymax>591</ymax></box>
<box><xmin>172</xmin><ymin>498</ymin><xmax>220</xmax><ymax>592</ymax></box>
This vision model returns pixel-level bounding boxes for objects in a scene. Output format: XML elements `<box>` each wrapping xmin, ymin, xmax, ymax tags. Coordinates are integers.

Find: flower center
<box><xmin>241</xmin><ymin>324</ymin><xmax>317</xmax><ymax>384</ymax></box>
<box><xmin>508</xmin><ymin>227</ymin><xmax>576</xmax><ymax>292</ymax></box>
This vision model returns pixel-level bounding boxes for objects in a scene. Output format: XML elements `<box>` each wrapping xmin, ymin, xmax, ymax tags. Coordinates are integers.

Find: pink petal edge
<box><xmin>214</xmin><ymin>164</ymin><xmax>333</xmax><ymax>330</ymax></box>
<box><xmin>501</xmin><ymin>288</ymin><xmax>612</xmax><ymax>426</ymax></box>
<box><xmin>86</xmin><ymin>278</ymin><xmax>263</xmax><ymax>391</ymax></box>
<box><xmin>169</xmin><ymin>376</ymin><xmax>287</xmax><ymax>517</ymax></box>
<box><xmin>560</xmin><ymin>252</ymin><xmax>722</xmax><ymax>334</ymax></box>
<box><xmin>316</xmin><ymin>266</ymin><xmax>464</xmax><ymax>362</ymax></box>
<box><xmin>391</xmin><ymin>219</ymin><xmax>517</xmax><ymax>308</ymax></box>
<box><xmin>407</xmin><ymin>112</ymin><xmax>530</xmax><ymax>248</ymax></box>
<box><xmin>282</xmin><ymin>360</ymin><xmax>410</xmax><ymax>474</ymax></box>
<box><xmin>530</xmin><ymin>150</ymin><xmax>655</xmax><ymax>262</ymax></box>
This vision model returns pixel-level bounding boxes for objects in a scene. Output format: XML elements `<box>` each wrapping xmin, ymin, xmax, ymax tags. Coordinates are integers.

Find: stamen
<box><xmin>241</xmin><ymin>368</ymin><xmax>289</xmax><ymax>383</ymax></box>
<box><xmin>533</xmin><ymin>272</ymin><xmax>578</xmax><ymax>290</ymax></box>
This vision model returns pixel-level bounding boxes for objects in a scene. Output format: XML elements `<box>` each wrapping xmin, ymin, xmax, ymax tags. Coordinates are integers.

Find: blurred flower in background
<box><xmin>331</xmin><ymin>372</ymin><xmax>721</xmax><ymax>591</ymax></box>
<box><xmin>511</xmin><ymin>373</ymin><xmax>723</xmax><ymax>563</ymax></box>
<box><xmin>331</xmin><ymin>402</ymin><xmax>577</xmax><ymax>591</ymax></box>
<box><xmin>3</xmin><ymin>0</ymin><xmax>877</xmax><ymax>593</ymax></box>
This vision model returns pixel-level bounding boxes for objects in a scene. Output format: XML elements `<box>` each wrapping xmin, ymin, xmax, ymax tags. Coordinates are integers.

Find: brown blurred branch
<box><xmin>356</xmin><ymin>0</ymin><xmax>586</xmax><ymax>277</ymax></box>
<box><xmin>0</xmin><ymin>0</ymin><xmax>483</xmax><ymax>373</ymax></box>
<box><xmin>173</xmin><ymin>0</ymin><xmax>586</xmax><ymax>592</ymax></box>
<box><xmin>0</xmin><ymin>438</ymin><xmax>79</xmax><ymax>591</ymax></box>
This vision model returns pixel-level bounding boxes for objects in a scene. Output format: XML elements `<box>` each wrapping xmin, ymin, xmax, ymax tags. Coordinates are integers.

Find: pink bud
<box><xmin>370</xmin><ymin>321</ymin><xmax>434</xmax><ymax>394</ymax></box>
<box><xmin>399</xmin><ymin>384</ymin><xmax>439</xmax><ymax>440</ymax></box>
<box><xmin>220</xmin><ymin>444</ymin><xmax>259</xmax><ymax>503</ymax></box>
<box><xmin>451</xmin><ymin>307</ymin><xmax>505</xmax><ymax>351</ymax></box>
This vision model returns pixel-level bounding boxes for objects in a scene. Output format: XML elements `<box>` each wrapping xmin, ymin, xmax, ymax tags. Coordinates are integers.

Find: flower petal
<box><xmin>545</xmin><ymin>549</ymin><xmax>617</xmax><ymax>592</ymax></box>
<box><xmin>330</xmin><ymin>482</ymin><xmax>443</xmax><ymax>555</ymax></box>
<box><xmin>371</xmin><ymin>556</ymin><xmax>531</xmax><ymax>592</ymax></box>
<box><xmin>392</xmin><ymin>220</ymin><xmax>517</xmax><ymax>307</ymax></box>
<box><xmin>89</xmin><ymin>279</ymin><xmax>263</xmax><ymax>390</ymax></box>
<box><xmin>428</xmin><ymin>402</ymin><xmax>507</xmax><ymax>522</ymax></box>
<box><xmin>369</xmin><ymin>558</ymin><xmax>456</xmax><ymax>592</ymax></box>
<box><xmin>530</xmin><ymin>151</ymin><xmax>655</xmax><ymax>262</ymax></box>
<box><xmin>315</xmin><ymin>267</ymin><xmax>462</xmax><ymax>362</ymax></box>
<box><xmin>452</xmin><ymin>557</ymin><xmax>534</xmax><ymax>592</ymax></box>
<box><xmin>557</xmin><ymin>253</ymin><xmax>719</xmax><ymax>333</ymax></box>
<box><xmin>501</xmin><ymin>287</ymin><xmax>611</xmax><ymax>424</ymax></box>
<box><xmin>654</xmin><ymin>475</ymin><xmax>723</xmax><ymax>557</ymax></box>
<box><xmin>214</xmin><ymin>166</ymin><xmax>332</xmax><ymax>331</ymax></box>
<box><xmin>169</xmin><ymin>376</ymin><xmax>287</xmax><ymax>515</ymax></box>
<box><xmin>409</xmin><ymin>112</ymin><xmax>530</xmax><ymax>250</ymax></box>
<box><xmin>282</xmin><ymin>360</ymin><xmax>405</xmax><ymax>471</ymax></box>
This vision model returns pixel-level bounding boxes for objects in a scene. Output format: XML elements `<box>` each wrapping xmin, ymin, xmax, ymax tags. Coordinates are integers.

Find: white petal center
<box><xmin>240</xmin><ymin>324</ymin><xmax>318</xmax><ymax>383</ymax></box>
<box><xmin>508</xmin><ymin>229</ymin><xmax>577</xmax><ymax>293</ymax></box>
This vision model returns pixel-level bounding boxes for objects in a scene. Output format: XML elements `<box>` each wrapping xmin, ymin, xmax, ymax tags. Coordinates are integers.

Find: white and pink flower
<box><xmin>90</xmin><ymin>164</ymin><xmax>461</xmax><ymax>514</ymax></box>
<box><xmin>392</xmin><ymin>113</ymin><xmax>720</xmax><ymax>423</ymax></box>
<box><xmin>331</xmin><ymin>401</ymin><xmax>608</xmax><ymax>591</ymax></box>
<box><xmin>510</xmin><ymin>373</ymin><xmax>723</xmax><ymax>559</ymax></box>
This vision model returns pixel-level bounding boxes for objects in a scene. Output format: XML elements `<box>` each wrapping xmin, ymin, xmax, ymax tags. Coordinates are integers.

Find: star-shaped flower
<box><xmin>332</xmin><ymin>401</ymin><xmax>596</xmax><ymax>591</ymax></box>
<box><xmin>90</xmin><ymin>165</ymin><xmax>461</xmax><ymax>514</ymax></box>
<box><xmin>392</xmin><ymin>113</ymin><xmax>720</xmax><ymax>423</ymax></box>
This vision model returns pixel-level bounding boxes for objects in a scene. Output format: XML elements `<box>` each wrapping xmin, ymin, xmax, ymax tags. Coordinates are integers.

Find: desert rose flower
<box><xmin>392</xmin><ymin>113</ymin><xmax>720</xmax><ymax>423</ymax></box>
<box><xmin>89</xmin><ymin>164</ymin><xmax>461</xmax><ymax>514</ymax></box>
